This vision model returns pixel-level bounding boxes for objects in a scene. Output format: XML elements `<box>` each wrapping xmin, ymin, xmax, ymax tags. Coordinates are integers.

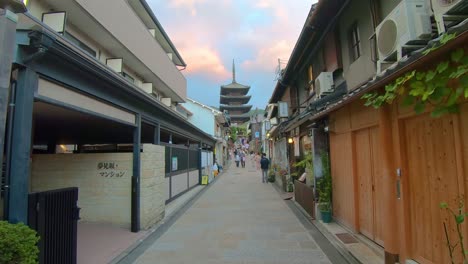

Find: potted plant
<box><xmin>287</xmin><ymin>179</ymin><xmax>294</xmax><ymax>192</ymax></box>
<box><xmin>267</xmin><ymin>169</ymin><xmax>276</xmax><ymax>183</ymax></box>
<box><xmin>279</xmin><ymin>168</ymin><xmax>288</xmax><ymax>191</ymax></box>
<box><xmin>317</xmin><ymin>152</ymin><xmax>332</xmax><ymax>223</ymax></box>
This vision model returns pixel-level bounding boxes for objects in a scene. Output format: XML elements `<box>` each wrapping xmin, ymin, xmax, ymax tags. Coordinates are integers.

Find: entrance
<box><xmin>354</xmin><ymin>127</ymin><xmax>384</xmax><ymax>246</ymax></box>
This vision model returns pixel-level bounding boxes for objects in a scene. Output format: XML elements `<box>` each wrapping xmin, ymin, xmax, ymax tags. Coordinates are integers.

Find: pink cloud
<box><xmin>242</xmin><ymin>40</ymin><xmax>291</xmax><ymax>72</ymax></box>
<box><xmin>168</xmin><ymin>0</ymin><xmax>208</xmax><ymax>16</ymax></box>
<box><xmin>179</xmin><ymin>46</ymin><xmax>230</xmax><ymax>81</ymax></box>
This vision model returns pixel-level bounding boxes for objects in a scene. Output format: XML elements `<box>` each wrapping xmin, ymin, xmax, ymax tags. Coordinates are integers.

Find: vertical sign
<box><xmin>278</xmin><ymin>101</ymin><xmax>289</xmax><ymax>118</ymax></box>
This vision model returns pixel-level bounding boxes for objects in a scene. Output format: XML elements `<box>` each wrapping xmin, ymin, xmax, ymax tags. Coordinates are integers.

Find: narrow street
<box><xmin>118</xmin><ymin>159</ymin><xmax>349</xmax><ymax>264</ymax></box>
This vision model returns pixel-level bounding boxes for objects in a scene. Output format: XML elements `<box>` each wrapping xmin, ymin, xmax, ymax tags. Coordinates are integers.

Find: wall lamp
<box><xmin>288</xmin><ymin>137</ymin><xmax>294</xmax><ymax>144</ymax></box>
<box><xmin>0</xmin><ymin>0</ymin><xmax>28</xmax><ymax>13</ymax></box>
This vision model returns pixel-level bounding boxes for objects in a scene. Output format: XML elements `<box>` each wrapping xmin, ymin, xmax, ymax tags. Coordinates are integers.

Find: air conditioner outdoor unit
<box><xmin>432</xmin><ymin>0</ymin><xmax>463</xmax><ymax>34</ymax></box>
<box><xmin>161</xmin><ymin>97</ymin><xmax>171</xmax><ymax>107</ymax></box>
<box><xmin>314</xmin><ymin>72</ymin><xmax>334</xmax><ymax>98</ymax></box>
<box><xmin>376</xmin><ymin>0</ymin><xmax>432</xmax><ymax>63</ymax></box>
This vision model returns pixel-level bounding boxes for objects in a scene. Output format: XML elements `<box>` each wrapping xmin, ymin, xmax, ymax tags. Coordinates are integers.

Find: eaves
<box><xmin>20</xmin><ymin>29</ymin><xmax>216</xmax><ymax>145</ymax></box>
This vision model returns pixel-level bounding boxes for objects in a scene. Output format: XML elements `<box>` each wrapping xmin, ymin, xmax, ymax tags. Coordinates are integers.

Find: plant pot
<box><xmin>320</xmin><ymin>211</ymin><xmax>332</xmax><ymax>223</ymax></box>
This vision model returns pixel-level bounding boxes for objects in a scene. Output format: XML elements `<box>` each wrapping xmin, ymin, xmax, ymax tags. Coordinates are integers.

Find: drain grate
<box><xmin>335</xmin><ymin>233</ymin><xmax>358</xmax><ymax>244</ymax></box>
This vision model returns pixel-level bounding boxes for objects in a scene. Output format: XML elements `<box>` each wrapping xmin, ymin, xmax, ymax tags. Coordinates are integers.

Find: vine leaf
<box><xmin>456</xmin><ymin>214</ymin><xmax>465</xmax><ymax>224</ymax></box>
<box><xmin>425</xmin><ymin>70</ymin><xmax>436</xmax><ymax>82</ymax></box>
<box><xmin>414</xmin><ymin>101</ymin><xmax>425</xmax><ymax>114</ymax></box>
<box><xmin>432</xmin><ymin>107</ymin><xmax>449</xmax><ymax>118</ymax></box>
<box><xmin>451</xmin><ymin>48</ymin><xmax>464</xmax><ymax>63</ymax></box>
<box><xmin>437</xmin><ymin>61</ymin><xmax>449</xmax><ymax>73</ymax></box>
<box><xmin>450</xmin><ymin>66</ymin><xmax>468</xmax><ymax>79</ymax></box>
<box><xmin>402</xmin><ymin>95</ymin><xmax>416</xmax><ymax>107</ymax></box>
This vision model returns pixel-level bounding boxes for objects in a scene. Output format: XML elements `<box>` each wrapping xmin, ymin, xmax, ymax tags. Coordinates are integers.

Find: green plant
<box><xmin>362</xmin><ymin>35</ymin><xmax>468</xmax><ymax>118</ymax></box>
<box><xmin>293</xmin><ymin>151</ymin><xmax>313</xmax><ymax>183</ymax></box>
<box><xmin>268</xmin><ymin>169</ymin><xmax>276</xmax><ymax>183</ymax></box>
<box><xmin>287</xmin><ymin>180</ymin><xmax>294</xmax><ymax>192</ymax></box>
<box><xmin>317</xmin><ymin>152</ymin><xmax>332</xmax><ymax>212</ymax></box>
<box><xmin>0</xmin><ymin>221</ymin><xmax>40</xmax><ymax>264</ymax></box>
<box><xmin>439</xmin><ymin>199</ymin><xmax>468</xmax><ymax>264</ymax></box>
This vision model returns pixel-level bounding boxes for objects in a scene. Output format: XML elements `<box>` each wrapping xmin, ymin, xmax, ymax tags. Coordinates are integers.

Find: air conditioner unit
<box><xmin>376</xmin><ymin>0</ymin><xmax>432</xmax><ymax>63</ymax></box>
<box><xmin>161</xmin><ymin>97</ymin><xmax>171</xmax><ymax>107</ymax></box>
<box><xmin>314</xmin><ymin>72</ymin><xmax>334</xmax><ymax>98</ymax></box>
<box><xmin>432</xmin><ymin>0</ymin><xmax>463</xmax><ymax>34</ymax></box>
<box><xmin>141</xmin><ymin>83</ymin><xmax>153</xmax><ymax>94</ymax></box>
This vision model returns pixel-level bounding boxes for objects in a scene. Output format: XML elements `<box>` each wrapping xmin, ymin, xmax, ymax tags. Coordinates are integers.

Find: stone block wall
<box><xmin>31</xmin><ymin>153</ymin><xmax>133</xmax><ymax>227</ymax></box>
<box><xmin>31</xmin><ymin>144</ymin><xmax>166</xmax><ymax>230</ymax></box>
<box><xmin>140</xmin><ymin>144</ymin><xmax>166</xmax><ymax>229</ymax></box>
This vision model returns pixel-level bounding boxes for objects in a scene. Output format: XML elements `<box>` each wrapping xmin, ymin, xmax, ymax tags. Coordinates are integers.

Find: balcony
<box><xmin>20</xmin><ymin>0</ymin><xmax>186</xmax><ymax>102</ymax></box>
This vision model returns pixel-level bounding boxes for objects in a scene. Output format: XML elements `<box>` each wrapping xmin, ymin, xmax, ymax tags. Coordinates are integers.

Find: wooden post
<box><xmin>379</xmin><ymin>105</ymin><xmax>399</xmax><ymax>263</ymax></box>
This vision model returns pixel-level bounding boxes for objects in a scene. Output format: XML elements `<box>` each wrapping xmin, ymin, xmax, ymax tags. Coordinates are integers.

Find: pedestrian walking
<box><xmin>260</xmin><ymin>153</ymin><xmax>270</xmax><ymax>183</ymax></box>
<box><xmin>235</xmin><ymin>153</ymin><xmax>240</xmax><ymax>167</ymax></box>
<box><xmin>240</xmin><ymin>151</ymin><xmax>246</xmax><ymax>168</ymax></box>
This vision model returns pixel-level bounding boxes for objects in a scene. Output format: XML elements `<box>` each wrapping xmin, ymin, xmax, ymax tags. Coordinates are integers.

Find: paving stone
<box><xmin>132</xmin><ymin>160</ymin><xmax>338</xmax><ymax>264</ymax></box>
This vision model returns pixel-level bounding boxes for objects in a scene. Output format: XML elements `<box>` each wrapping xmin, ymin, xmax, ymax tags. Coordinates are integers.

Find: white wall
<box><xmin>183</xmin><ymin>101</ymin><xmax>216</xmax><ymax>136</ymax></box>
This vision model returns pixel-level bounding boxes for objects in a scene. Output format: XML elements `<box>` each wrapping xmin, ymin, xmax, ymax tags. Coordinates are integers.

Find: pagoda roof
<box><xmin>220</xmin><ymin>95</ymin><xmax>251</xmax><ymax>104</ymax></box>
<box><xmin>230</xmin><ymin>116</ymin><xmax>250</xmax><ymax>123</ymax></box>
<box><xmin>220</xmin><ymin>104</ymin><xmax>252</xmax><ymax>112</ymax></box>
<box><xmin>220</xmin><ymin>59</ymin><xmax>251</xmax><ymax>93</ymax></box>
<box><xmin>221</xmin><ymin>82</ymin><xmax>250</xmax><ymax>89</ymax></box>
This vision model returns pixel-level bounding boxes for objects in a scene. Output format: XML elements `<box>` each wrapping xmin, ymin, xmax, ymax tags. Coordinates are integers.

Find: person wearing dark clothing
<box><xmin>260</xmin><ymin>153</ymin><xmax>270</xmax><ymax>183</ymax></box>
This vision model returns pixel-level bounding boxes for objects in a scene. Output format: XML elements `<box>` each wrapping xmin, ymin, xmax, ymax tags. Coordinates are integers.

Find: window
<box><xmin>348</xmin><ymin>22</ymin><xmax>361</xmax><ymax>62</ymax></box>
<box><xmin>64</xmin><ymin>31</ymin><xmax>97</xmax><ymax>58</ymax></box>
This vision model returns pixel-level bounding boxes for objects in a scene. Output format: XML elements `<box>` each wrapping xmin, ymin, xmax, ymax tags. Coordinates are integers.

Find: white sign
<box><xmin>264</xmin><ymin>120</ymin><xmax>271</xmax><ymax>131</ymax></box>
<box><xmin>278</xmin><ymin>101</ymin><xmax>289</xmax><ymax>118</ymax></box>
<box><xmin>172</xmin><ymin>157</ymin><xmax>178</xmax><ymax>171</ymax></box>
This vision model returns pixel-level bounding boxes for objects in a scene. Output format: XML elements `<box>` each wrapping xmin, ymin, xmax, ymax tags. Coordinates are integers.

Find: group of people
<box><xmin>233</xmin><ymin>148</ymin><xmax>271</xmax><ymax>183</ymax></box>
<box><xmin>234</xmin><ymin>149</ymin><xmax>248</xmax><ymax>168</ymax></box>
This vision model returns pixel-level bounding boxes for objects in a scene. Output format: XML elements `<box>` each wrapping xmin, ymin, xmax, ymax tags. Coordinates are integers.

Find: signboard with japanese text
<box><xmin>96</xmin><ymin>162</ymin><xmax>126</xmax><ymax>178</ymax></box>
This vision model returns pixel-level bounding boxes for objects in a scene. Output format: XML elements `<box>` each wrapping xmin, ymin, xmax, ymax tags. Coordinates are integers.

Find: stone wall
<box><xmin>31</xmin><ymin>144</ymin><xmax>166</xmax><ymax>229</ymax></box>
<box><xmin>31</xmin><ymin>152</ymin><xmax>133</xmax><ymax>227</ymax></box>
<box><xmin>140</xmin><ymin>144</ymin><xmax>166</xmax><ymax>229</ymax></box>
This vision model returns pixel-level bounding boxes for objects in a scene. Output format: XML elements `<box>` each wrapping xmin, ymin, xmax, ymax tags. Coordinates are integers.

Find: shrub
<box><xmin>0</xmin><ymin>221</ymin><xmax>39</xmax><ymax>264</ymax></box>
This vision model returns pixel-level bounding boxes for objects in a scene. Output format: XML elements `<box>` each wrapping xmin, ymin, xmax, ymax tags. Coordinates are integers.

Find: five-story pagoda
<box><xmin>220</xmin><ymin>60</ymin><xmax>252</xmax><ymax>124</ymax></box>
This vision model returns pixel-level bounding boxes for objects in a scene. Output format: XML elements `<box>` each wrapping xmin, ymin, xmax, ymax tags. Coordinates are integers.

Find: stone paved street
<box><xmin>122</xmin><ymin>159</ymin><xmax>348</xmax><ymax>264</ymax></box>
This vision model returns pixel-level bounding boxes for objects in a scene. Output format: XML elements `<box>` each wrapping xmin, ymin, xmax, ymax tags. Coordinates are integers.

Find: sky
<box><xmin>147</xmin><ymin>0</ymin><xmax>316</xmax><ymax>109</ymax></box>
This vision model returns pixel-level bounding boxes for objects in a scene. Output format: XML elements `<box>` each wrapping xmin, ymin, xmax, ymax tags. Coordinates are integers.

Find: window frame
<box><xmin>348</xmin><ymin>22</ymin><xmax>361</xmax><ymax>62</ymax></box>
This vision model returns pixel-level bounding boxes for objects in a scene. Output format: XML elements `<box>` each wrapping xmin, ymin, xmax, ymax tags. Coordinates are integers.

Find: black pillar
<box><xmin>131</xmin><ymin>114</ymin><xmax>141</xmax><ymax>232</ymax></box>
<box><xmin>8</xmin><ymin>67</ymin><xmax>37</xmax><ymax>224</ymax></box>
<box><xmin>153</xmin><ymin>123</ymin><xmax>160</xmax><ymax>145</ymax></box>
<box><xmin>198</xmin><ymin>142</ymin><xmax>202</xmax><ymax>184</ymax></box>
<box><xmin>0</xmin><ymin>10</ymin><xmax>19</xmax><ymax>181</ymax></box>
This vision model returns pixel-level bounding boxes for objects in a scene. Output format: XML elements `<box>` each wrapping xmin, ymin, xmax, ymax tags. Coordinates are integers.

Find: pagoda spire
<box><xmin>232</xmin><ymin>59</ymin><xmax>236</xmax><ymax>83</ymax></box>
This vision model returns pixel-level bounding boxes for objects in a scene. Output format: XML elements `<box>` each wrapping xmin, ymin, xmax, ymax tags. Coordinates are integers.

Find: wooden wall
<box><xmin>330</xmin><ymin>132</ymin><xmax>356</xmax><ymax>229</ymax></box>
<box><xmin>329</xmin><ymin>97</ymin><xmax>468</xmax><ymax>263</ymax></box>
